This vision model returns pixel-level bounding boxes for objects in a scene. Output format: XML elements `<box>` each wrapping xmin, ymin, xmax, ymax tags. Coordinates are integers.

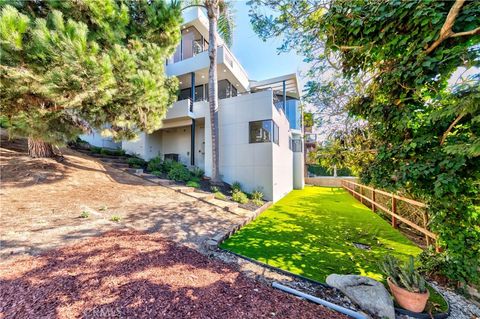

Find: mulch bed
<box><xmin>0</xmin><ymin>231</ymin><xmax>347</xmax><ymax>319</ymax></box>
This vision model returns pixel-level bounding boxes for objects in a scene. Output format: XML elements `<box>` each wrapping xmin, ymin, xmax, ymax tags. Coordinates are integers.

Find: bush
<box><xmin>127</xmin><ymin>157</ymin><xmax>146</xmax><ymax>168</ymax></box>
<box><xmin>251</xmin><ymin>189</ymin><xmax>264</xmax><ymax>201</ymax></box>
<box><xmin>190</xmin><ymin>166</ymin><xmax>204</xmax><ymax>178</ymax></box>
<box><xmin>210</xmin><ymin>186</ymin><xmax>220</xmax><ymax>192</ymax></box>
<box><xmin>110</xmin><ymin>215</ymin><xmax>121</xmax><ymax>222</ymax></box>
<box><xmin>151</xmin><ymin>170</ymin><xmax>162</xmax><ymax>177</ymax></box>
<box><xmin>231</xmin><ymin>181</ymin><xmax>242</xmax><ymax>192</ymax></box>
<box><xmin>214</xmin><ymin>191</ymin><xmax>226</xmax><ymax>200</ymax></box>
<box><xmin>232</xmin><ymin>190</ymin><xmax>249</xmax><ymax>204</ymax></box>
<box><xmin>90</xmin><ymin>146</ymin><xmax>102</xmax><ymax>154</ymax></box>
<box><xmin>147</xmin><ymin>156</ymin><xmax>163</xmax><ymax>172</ymax></box>
<box><xmin>167</xmin><ymin>162</ymin><xmax>191</xmax><ymax>182</ymax></box>
<box><xmin>186</xmin><ymin>180</ymin><xmax>200</xmax><ymax>188</ymax></box>
<box><xmin>161</xmin><ymin>159</ymin><xmax>175</xmax><ymax>173</ymax></box>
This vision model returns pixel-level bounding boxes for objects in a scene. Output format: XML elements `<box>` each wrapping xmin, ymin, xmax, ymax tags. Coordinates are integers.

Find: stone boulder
<box><xmin>326</xmin><ymin>274</ymin><xmax>395</xmax><ymax>319</ymax></box>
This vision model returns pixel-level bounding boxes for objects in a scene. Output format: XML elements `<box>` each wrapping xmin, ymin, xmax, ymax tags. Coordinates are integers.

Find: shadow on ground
<box><xmin>0</xmin><ymin>231</ymin><xmax>345</xmax><ymax>319</ymax></box>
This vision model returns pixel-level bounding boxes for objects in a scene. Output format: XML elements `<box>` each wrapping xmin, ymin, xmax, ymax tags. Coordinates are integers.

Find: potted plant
<box><xmin>380</xmin><ymin>255</ymin><xmax>429</xmax><ymax>313</ymax></box>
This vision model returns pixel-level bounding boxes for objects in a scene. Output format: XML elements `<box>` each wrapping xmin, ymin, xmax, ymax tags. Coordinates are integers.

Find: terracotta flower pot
<box><xmin>387</xmin><ymin>277</ymin><xmax>429</xmax><ymax>313</ymax></box>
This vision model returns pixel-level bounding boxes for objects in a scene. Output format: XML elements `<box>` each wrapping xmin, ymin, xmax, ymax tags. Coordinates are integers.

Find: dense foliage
<box><xmin>249</xmin><ymin>0</ymin><xmax>480</xmax><ymax>284</ymax></box>
<box><xmin>0</xmin><ymin>0</ymin><xmax>181</xmax><ymax>150</ymax></box>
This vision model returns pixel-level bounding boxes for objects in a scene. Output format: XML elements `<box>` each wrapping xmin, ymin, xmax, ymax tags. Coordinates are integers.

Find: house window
<box><xmin>273</xmin><ymin>122</ymin><xmax>279</xmax><ymax>145</ymax></box>
<box><xmin>249</xmin><ymin>120</ymin><xmax>279</xmax><ymax>144</ymax></box>
<box><xmin>292</xmin><ymin>139</ymin><xmax>303</xmax><ymax>152</ymax></box>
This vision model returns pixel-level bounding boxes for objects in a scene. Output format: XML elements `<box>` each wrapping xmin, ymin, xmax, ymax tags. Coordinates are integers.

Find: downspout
<box><xmin>190</xmin><ymin>72</ymin><xmax>195</xmax><ymax>166</ymax></box>
<box><xmin>272</xmin><ymin>282</ymin><xmax>367</xmax><ymax>319</ymax></box>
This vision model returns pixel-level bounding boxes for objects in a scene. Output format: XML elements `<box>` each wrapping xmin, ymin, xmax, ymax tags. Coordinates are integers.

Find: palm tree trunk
<box><xmin>28</xmin><ymin>138</ymin><xmax>55</xmax><ymax>158</ymax></box>
<box><xmin>206</xmin><ymin>1</ymin><xmax>221</xmax><ymax>183</ymax></box>
<box><xmin>333</xmin><ymin>165</ymin><xmax>338</xmax><ymax>177</ymax></box>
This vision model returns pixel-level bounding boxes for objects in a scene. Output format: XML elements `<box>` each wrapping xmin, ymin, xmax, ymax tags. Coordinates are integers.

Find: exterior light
<box><xmin>201</xmin><ymin>75</ymin><xmax>205</xmax><ymax>79</ymax></box>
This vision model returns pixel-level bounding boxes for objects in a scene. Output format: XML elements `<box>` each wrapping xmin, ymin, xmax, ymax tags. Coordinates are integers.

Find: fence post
<box><xmin>360</xmin><ymin>186</ymin><xmax>364</xmax><ymax>204</ymax></box>
<box><xmin>371</xmin><ymin>189</ymin><xmax>376</xmax><ymax>212</ymax></box>
<box><xmin>391</xmin><ymin>196</ymin><xmax>397</xmax><ymax>228</ymax></box>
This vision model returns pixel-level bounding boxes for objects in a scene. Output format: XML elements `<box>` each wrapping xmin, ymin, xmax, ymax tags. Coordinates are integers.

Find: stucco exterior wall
<box><xmin>122</xmin><ymin>133</ymin><xmax>147</xmax><ymax>158</ymax></box>
<box><xmin>217</xmin><ymin>90</ymin><xmax>279</xmax><ymax>200</ymax></box>
<box><xmin>80</xmin><ymin>131</ymin><xmax>121</xmax><ymax>149</ymax></box>
<box><xmin>305</xmin><ymin>177</ymin><xmax>358</xmax><ymax>187</ymax></box>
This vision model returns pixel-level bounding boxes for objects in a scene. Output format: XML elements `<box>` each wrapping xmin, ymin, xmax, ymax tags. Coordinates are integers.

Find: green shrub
<box><xmin>151</xmin><ymin>170</ymin><xmax>163</xmax><ymax>177</ymax></box>
<box><xmin>210</xmin><ymin>186</ymin><xmax>220</xmax><ymax>192</ymax></box>
<box><xmin>232</xmin><ymin>190</ymin><xmax>249</xmax><ymax>204</ymax></box>
<box><xmin>231</xmin><ymin>181</ymin><xmax>242</xmax><ymax>192</ymax></box>
<box><xmin>214</xmin><ymin>191</ymin><xmax>226</xmax><ymax>200</ymax></box>
<box><xmin>186</xmin><ymin>180</ymin><xmax>200</xmax><ymax>188</ymax></box>
<box><xmin>111</xmin><ymin>149</ymin><xmax>125</xmax><ymax>156</ymax></box>
<box><xmin>252</xmin><ymin>199</ymin><xmax>263</xmax><ymax>206</ymax></box>
<box><xmin>190</xmin><ymin>166</ymin><xmax>204</xmax><ymax>178</ymax></box>
<box><xmin>90</xmin><ymin>146</ymin><xmax>102</xmax><ymax>154</ymax></box>
<box><xmin>147</xmin><ymin>156</ymin><xmax>163</xmax><ymax>172</ymax></box>
<box><xmin>251</xmin><ymin>189</ymin><xmax>264</xmax><ymax>201</ymax></box>
<box><xmin>80</xmin><ymin>211</ymin><xmax>90</xmax><ymax>218</ymax></box>
<box><xmin>189</xmin><ymin>176</ymin><xmax>200</xmax><ymax>183</ymax></box>
<box><xmin>127</xmin><ymin>157</ymin><xmax>146</xmax><ymax>168</ymax></box>
<box><xmin>161</xmin><ymin>159</ymin><xmax>175</xmax><ymax>173</ymax></box>
<box><xmin>100</xmin><ymin>148</ymin><xmax>109</xmax><ymax>155</ymax></box>
<box><xmin>167</xmin><ymin>162</ymin><xmax>191</xmax><ymax>182</ymax></box>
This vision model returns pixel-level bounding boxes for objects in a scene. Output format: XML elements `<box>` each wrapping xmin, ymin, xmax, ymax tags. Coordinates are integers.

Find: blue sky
<box><xmin>229</xmin><ymin>2</ymin><xmax>308</xmax><ymax>86</ymax></box>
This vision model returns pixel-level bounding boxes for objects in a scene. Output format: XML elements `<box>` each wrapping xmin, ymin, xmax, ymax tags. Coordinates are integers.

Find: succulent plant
<box><xmin>380</xmin><ymin>255</ymin><xmax>427</xmax><ymax>293</ymax></box>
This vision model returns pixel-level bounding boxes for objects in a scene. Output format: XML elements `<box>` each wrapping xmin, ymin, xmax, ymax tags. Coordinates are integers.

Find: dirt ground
<box><xmin>0</xmin><ymin>231</ymin><xmax>347</xmax><ymax>319</ymax></box>
<box><xmin>0</xmin><ymin>137</ymin><xmax>246</xmax><ymax>259</ymax></box>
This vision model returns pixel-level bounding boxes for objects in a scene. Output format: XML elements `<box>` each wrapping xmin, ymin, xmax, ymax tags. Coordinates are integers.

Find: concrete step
<box><xmin>111</xmin><ymin>163</ymin><xmax>129</xmax><ymax>169</ymax></box>
<box><xmin>188</xmin><ymin>192</ymin><xmax>215</xmax><ymax>201</ymax></box>
<box><xmin>125</xmin><ymin>168</ymin><xmax>144</xmax><ymax>175</ymax></box>
<box><xmin>143</xmin><ymin>175</ymin><xmax>174</xmax><ymax>186</ymax></box>
<box><xmin>207</xmin><ymin>198</ymin><xmax>239</xmax><ymax>212</ymax></box>
<box><xmin>172</xmin><ymin>186</ymin><xmax>195</xmax><ymax>193</ymax></box>
<box><xmin>230</xmin><ymin>206</ymin><xmax>254</xmax><ymax>217</ymax></box>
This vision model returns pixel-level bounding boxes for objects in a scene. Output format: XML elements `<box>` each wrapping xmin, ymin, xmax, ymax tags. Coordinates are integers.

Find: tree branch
<box><xmin>450</xmin><ymin>26</ymin><xmax>480</xmax><ymax>38</ymax></box>
<box><xmin>425</xmin><ymin>0</ymin><xmax>478</xmax><ymax>54</ymax></box>
<box><xmin>440</xmin><ymin>113</ymin><xmax>465</xmax><ymax>145</ymax></box>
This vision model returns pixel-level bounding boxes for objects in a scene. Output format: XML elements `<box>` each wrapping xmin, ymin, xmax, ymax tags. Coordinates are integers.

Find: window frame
<box><xmin>249</xmin><ymin>119</ymin><xmax>280</xmax><ymax>145</ymax></box>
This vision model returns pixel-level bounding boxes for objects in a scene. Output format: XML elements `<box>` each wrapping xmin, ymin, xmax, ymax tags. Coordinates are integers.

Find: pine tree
<box><xmin>0</xmin><ymin>0</ymin><xmax>182</xmax><ymax>157</ymax></box>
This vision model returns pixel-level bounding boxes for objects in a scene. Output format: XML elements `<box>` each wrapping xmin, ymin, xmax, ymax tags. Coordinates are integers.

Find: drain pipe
<box><xmin>272</xmin><ymin>282</ymin><xmax>367</xmax><ymax>319</ymax></box>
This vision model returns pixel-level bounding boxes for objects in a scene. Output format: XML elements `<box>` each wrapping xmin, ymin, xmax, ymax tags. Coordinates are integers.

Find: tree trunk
<box><xmin>28</xmin><ymin>138</ymin><xmax>55</xmax><ymax>158</ymax></box>
<box><xmin>206</xmin><ymin>1</ymin><xmax>221</xmax><ymax>183</ymax></box>
<box><xmin>333</xmin><ymin>165</ymin><xmax>338</xmax><ymax>177</ymax></box>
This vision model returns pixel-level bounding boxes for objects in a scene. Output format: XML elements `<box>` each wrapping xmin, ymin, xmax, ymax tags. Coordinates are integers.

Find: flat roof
<box><xmin>249</xmin><ymin>73</ymin><xmax>301</xmax><ymax>98</ymax></box>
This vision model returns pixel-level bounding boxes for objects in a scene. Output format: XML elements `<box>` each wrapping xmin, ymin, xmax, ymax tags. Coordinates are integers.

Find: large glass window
<box><xmin>249</xmin><ymin>120</ymin><xmax>279</xmax><ymax>144</ymax></box>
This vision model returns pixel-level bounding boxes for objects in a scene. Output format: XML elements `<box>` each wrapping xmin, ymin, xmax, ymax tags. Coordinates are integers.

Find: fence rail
<box><xmin>341</xmin><ymin>180</ymin><xmax>438</xmax><ymax>250</ymax></box>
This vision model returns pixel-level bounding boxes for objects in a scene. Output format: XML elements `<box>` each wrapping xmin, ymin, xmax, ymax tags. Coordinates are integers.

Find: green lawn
<box><xmin>221</xmin><ymin>186</ymin><xmax>422</xmax><ymax>283</ymax></box>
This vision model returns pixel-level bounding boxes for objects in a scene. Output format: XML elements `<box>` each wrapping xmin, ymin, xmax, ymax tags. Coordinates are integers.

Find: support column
<box><xmin>190</xmin><ymin>72</ymin><xmax>195</xmax><ymax>166</ymax></box>
<box><xmin>282</xmin><ymin>80</ymin><xmax>287</xmax><ymax>112</ymax></box>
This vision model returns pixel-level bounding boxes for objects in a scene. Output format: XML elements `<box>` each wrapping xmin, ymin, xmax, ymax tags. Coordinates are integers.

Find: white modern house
<box><xmin>82</xmin><ymin>8</ymin><xmax>305</xmax><ymax>201</ymax></box>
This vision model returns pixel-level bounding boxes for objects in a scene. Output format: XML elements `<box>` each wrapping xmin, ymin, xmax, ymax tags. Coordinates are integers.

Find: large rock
<box><xmin>326</xmin><ymin>274</ymin><xmax>395</xmax><ymax>319</ymax></box>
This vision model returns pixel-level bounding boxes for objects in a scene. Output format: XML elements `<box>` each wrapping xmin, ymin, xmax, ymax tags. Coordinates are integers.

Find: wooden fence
<box><xmin>341</xmin><ymin>180</ymin><xmax>438</xmax><ymax>250</ymax></box>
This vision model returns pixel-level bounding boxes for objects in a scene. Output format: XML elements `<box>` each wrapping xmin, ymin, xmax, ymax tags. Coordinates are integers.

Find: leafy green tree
<box><xmin>249</xmin><ymin>0</ymin><xmax>480</xmax><ymax>284</ymax></box>
<box><xmin>0</xmin><ymin>0</ymin><xmax>182</xmax><ymax>157</ymax></box>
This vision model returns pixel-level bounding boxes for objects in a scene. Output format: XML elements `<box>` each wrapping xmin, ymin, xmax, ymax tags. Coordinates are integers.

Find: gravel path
<box><xmin>0</xmin><ymin>231</ymin><xmax>348</xmax><ymax>319</ymax></box>
<box><xmin>429</xmin><ymin>282</ymin><xmax>480</xmax><ymax>319</ymax></box>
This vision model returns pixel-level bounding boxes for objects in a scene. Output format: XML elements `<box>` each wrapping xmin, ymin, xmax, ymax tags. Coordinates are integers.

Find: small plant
<box><xmin>232</xmin><ymin>190</ymin><xmax>249</xmax><ymax>204</ymax></box>
<box><xmin>210</xmin><ymin>186</ymin><xmax>220</xmax><ymax>192</ymax></box>
<box><xmin>151</xmin><ymin>170</ymin><xmax>163</xmax><ymax>177</ymax></box>
<box><xmin>110</xmin><ymin>215</ymin><xmax>121</xmax><ymax>222</ymax></box>
<box><xmin>100</xmin><ymin>148</ymin><xmax>109</xmax><ymax>155</ymax></box>
<box><xmin>214</xmin><ymin>191</ymin><xmax>226</xmax><ymax>200</ymax></box>
<box><xmin>231</xmin><ymin>181</ymin><xmax>242</xmax><ymax>192</ymax></box>
<box><xmin>380</xmin><ymin>255</ymin><xmax>427</xmax><ymax>293</ymax></box>
<box><xmin>190</xmin><ymin>166</ymin><xmax>205</xmax><ymax>178</ymax></box>
<box><xmin>147</xmin><ymin>156</ymin><xmax>163</xmax><ymax>172</ymax></box>
<box><xmin>127</xmin><ymin>157</ymin><xmax>146</xmax><ymax>168</ymax></box>
<box><xmin>80</xmin><ymin>211</ymin><xmax>90</xmax><ymax>218</ymax></box>
<box><xmin>167</xmin><ymin>162</ymin><xmax>191</xmax><ymax>182</ymax></box>
<box><xmin>186</xmin><ymin>180</ymin><xmax>200</xmax><ymax>188</ymax></box>
<box><xmin>161</xmin><ymin>159</ymin><xmax>175</xmax><ymax>173</ymax></box>
<box><xmin>90</xmin><ymin>146</ymin><xmax>102</xmax><ymax>154</ymax></box>
<box><xmin>111</xmin><ymin>148</ymin><xmax>125</xmax><ymax>156</ymax></box>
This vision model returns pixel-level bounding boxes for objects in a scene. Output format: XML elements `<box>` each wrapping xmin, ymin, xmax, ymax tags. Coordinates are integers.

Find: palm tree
<box><xmin>183</xmin><ymin>0</ymin><xmax>234</xmax><ymax>184</ymax></box>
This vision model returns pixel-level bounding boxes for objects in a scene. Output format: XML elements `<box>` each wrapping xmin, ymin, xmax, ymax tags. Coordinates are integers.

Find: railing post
<box><xmin>391</xmin><ymin>196</ymin><xmax>397</xmax><ymax>228</ymax></box>
<box><xmin>372</xmin><ymin>189</ymin><xmax>376</xmax><ymax>212</ymax></box>
<box><xmin>360</xmin><ymin>186</ymin><xmax>363</xmax><ymax>204</ymax></box>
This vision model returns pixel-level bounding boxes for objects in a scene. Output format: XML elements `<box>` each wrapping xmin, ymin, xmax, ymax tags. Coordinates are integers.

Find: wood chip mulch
<box><xmin>0</xmin><ymin>231</ymin><xmax>348</xmax><ymax>319</ymax></box>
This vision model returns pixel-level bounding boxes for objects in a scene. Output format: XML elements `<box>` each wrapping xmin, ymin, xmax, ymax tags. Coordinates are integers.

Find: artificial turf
<box><xmin>220</xmin><ymin>186</ymin><xmax>422</xmax><ymax>283</ymax></box>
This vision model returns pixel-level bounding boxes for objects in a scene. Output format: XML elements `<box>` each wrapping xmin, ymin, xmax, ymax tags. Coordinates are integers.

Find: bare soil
<box><xmin>0</xmin><ymin>231</ymin><xmax>347</xmax><ymax>319</ymax></box>
<box><xmin>0</xmin><ymin>137</ymin><xmax>247</xmax><ymax>259</ymax></box>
